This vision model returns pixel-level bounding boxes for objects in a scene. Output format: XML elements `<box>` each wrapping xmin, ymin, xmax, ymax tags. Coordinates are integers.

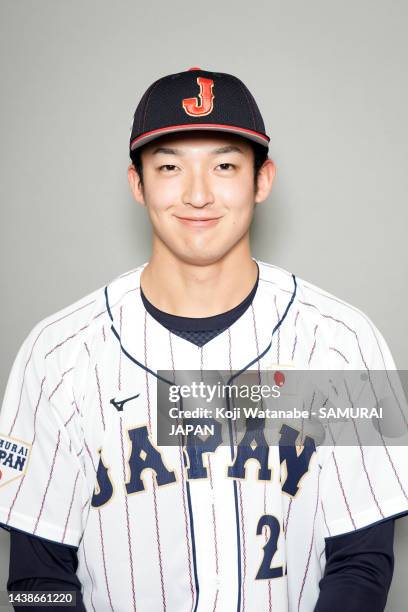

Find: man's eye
<box><xmin>159</xmin><ymin>165</ymin><xmax>177</xmax><ymax>172</ymax></box>
<box><xmin>217</xmin><ymin>163</ymin><xmax>235</xmax><ymax>170</ymax></box>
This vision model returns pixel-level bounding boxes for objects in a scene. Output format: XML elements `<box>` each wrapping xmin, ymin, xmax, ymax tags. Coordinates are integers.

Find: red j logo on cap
<box><xmin>182</xmin><ymin>77</ymin><xmax>215</xmax><ymax>117</ymax></box>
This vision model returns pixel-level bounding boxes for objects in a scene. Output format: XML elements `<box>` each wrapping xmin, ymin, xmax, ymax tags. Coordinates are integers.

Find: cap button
<box><xmin>188</xmin><ymin>66</ymin><xmax>202</xmax><ymax>71</ymax></box>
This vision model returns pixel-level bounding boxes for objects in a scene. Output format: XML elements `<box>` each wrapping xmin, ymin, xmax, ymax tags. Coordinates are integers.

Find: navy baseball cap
<box><xmin>129</xmin><ymin>67</ymin><xmax>270</xmax><ymax>153</ymax></box>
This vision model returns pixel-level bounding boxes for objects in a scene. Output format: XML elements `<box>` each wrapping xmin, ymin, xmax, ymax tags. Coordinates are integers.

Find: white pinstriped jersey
<box><xmin>1</xmin><ymin>259</ymin><xmax>407</xmax><ymax>612</ymax></box>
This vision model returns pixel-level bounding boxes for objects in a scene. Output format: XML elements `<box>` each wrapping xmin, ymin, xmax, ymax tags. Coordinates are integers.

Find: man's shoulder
<box><xmin>24</xmin><ymin>262</ymin><xmax>147</xmax><ymax>360</ymax></box>
<box><xmin>257</xmin><ymin>259</ymin><xmax>381</xmax><ymax>340</ymax></box>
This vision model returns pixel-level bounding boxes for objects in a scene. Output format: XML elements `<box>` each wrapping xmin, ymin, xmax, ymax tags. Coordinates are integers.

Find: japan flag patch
<box><xmin>0</xmin><ymin>434</ymin><xmax>31</xmax><ymax>487</ymax></box>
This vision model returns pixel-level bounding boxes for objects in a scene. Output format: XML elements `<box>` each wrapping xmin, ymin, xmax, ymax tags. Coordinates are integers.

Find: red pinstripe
<box><xmin>308</xmin><ymin>325</ymin><xmax>318</xmax><ymax>365</ymax></box>
<box><xmin>297</xmin><ymin>468</ymin><xmax>321</xmax><ymax>611</ymax></box>
<box><xmin>62</xmin><ymin>470</ymin><xmax>80</xmax><ymax>542</ymax></box>
<box><xmin>324</xmin><ymin>421</ymin><xmax>356</xmax><ymax>530</ymax></box>
<box><xmin>33</xmin><ymin>431</ymin><xmax>61</xmax><ymax>535</ymax></box>
<box><xmin>95</xmin><ymin>363</ymin><xmax>106</xmax><ymax>431</ymax></box>
<box><xmin>291</xmin><ymin>310</ymin><xmax>300</xmax><ymax>361</ymax></box>
<box><xmin>208</xmin><ymin>457</ymin><xmax>220</xmax><ymax>574</ymax></box>
<box><xmin>44</xmin><ymin>324</ymin><xmax>90</xmax><ymax>359</ymax></box>
<box><xmin>328</xmin><ymin>346</ymin><xmax>349</xmax><ymax>363</ymax></box>
<box><xmin>64</xmin><ymin>410</ymin><xmax>75</xmax><ymax>427</ymax></box>
<box><xmin>97</xmin><ymin>509</ymin><xmax>115</xmax><ymax>611</ymax></box>
<box><xmin>84</xmin><ymin>440</ymin><xmax>98</xmax><ymax>474</ymax></box>
<box><xmin>212</xmin><ymin>589</ymin><xmax>219</xmax><ymax>611</ymax></box>
<box><xmin>331</xmin><ymin>451</ymin><xmax>356</xmax><ymax>530</ymax></box>
<box><xmin>380</xmin><ymin>444</ymin><xmax>408</xmax><ymax>502</ymax></box>
<box><xmin>320</xmin><ymin>501</ymin><xmax>331</xmax><ymax>537</ymax></box>
<box><xmin>82</xmin><ymin>539</ymin><xmax>96</xmax><ymax>612</ymax></box>
<box><xmin>71</xmin><ymin>397</ymin><xmax>81</xmax><ymax>416</ymax></box>
<box><xmin>48</xmin><ymin>368</ymin><xmax>74</xmax><ymax>401</ymax></box>
<box><xmin>283</xmin><ymin>498</ymin><xmax>293</xmax><ymax>536</ymax></box>
<box><xmin>152</xmin><ymin>474</ymin><xmax>167</xmax><ymax>610</ymax></box>
<box><xmin>238</xmin><ymin>480</ymin><xmax>248</xmax><ymax>612</ymax></box>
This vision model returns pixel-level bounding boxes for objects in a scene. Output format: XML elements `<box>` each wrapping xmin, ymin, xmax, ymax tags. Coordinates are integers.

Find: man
<box><xmin>1</xmin><ymin>67</ymin><xmax>407</xmax><ymax>611</ymax></box>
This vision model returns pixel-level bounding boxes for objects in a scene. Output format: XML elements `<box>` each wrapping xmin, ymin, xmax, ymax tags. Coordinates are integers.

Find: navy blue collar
<box><xmin>140</xmin><ymin>261</ymin><xmax>260</xmax><ymax>332</ymax></box>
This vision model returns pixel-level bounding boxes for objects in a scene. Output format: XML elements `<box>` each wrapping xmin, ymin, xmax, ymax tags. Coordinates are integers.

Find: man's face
<box><xmin>128</xmin><ymin>131</ymin><xmax>275</xmax><ymax>266</ymax></box>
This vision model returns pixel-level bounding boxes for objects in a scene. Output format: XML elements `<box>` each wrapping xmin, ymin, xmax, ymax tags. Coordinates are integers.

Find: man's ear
<box><xmin>127</xmin><ymin>163</ymin><xmax>145</xmax><ymax>206</ymax></box>
<box><xmin>254</xmin><ymin>158</ymin><xmax>276</xmax><ymax>204</ymax></box>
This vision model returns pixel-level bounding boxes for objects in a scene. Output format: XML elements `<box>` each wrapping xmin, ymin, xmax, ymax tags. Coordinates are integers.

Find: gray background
<box><xmin>0</xmin><ymin>0</ymin><xmax>407</xmax><ymax>609</ymax></box>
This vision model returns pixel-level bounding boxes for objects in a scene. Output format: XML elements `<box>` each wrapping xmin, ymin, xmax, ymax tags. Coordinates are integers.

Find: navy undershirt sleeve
<box><xmin>314</xmin><ymin>518</ymin><xmax>395</xmax><ymax>611</ymax></box>
<box><xmin>7</xmin><ymin>530</ymin><xmax>85</xmax><ymax>611</ymax></box>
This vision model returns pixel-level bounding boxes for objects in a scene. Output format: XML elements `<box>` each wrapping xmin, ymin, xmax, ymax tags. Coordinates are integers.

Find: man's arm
<box><xmin>7</xmin><ymin>528</ymin><xmax>86</xmax><ymax>612</ymax></box>
<box><xmin>314</xmin><ymin>518</ymin><xmax>395</xmax><ymax>612</ymax></box>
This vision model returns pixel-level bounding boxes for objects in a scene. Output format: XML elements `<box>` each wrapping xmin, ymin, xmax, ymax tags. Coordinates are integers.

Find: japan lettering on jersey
<box><xmin>1</xmin><ymin>259</ymin><xmax>407</xmax><ymax>612</ymax></box>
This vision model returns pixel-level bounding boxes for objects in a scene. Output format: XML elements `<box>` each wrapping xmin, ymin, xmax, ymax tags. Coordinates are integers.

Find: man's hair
<box><xmin>130</xmin><ymin>139</ymin><xmax>269</xmax><ymax>192</ymax></box>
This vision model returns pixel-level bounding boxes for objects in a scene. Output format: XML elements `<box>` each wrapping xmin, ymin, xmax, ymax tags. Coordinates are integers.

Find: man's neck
<box><xmin>140</xmin><ymin>248</ymin><xmax>258</xmax><ymax>318</ymax></box>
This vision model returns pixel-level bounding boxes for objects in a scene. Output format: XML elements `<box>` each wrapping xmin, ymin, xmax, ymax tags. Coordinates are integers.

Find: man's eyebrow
<box><xmin>152</xmin><ymin>146</ymin><xmax>183</xmax><ymax>155</ymax></box>
<box><xmin>211</xmin><ymin>145</ymin><xmax>244</xmax><ymax>155</ymax></box>
<box><xmin>151</xmin><ymin>145</ymin><xmax>244</xmax><ymax>155</ymax></box>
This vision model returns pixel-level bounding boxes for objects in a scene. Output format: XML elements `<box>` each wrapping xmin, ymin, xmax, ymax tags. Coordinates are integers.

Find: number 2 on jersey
<box><xmin>255</xmin><ymin>514</ymin><xmax>286</xmax><ymax>580</ymax></box>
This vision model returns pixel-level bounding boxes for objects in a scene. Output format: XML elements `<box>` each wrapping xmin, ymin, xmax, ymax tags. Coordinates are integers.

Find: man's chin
<box><xmin>173</xmin><ymin>249</ymin><xmax>228</xmax><ymax>268</ymax></box>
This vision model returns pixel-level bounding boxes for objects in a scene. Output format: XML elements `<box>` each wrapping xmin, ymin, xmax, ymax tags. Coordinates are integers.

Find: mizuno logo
<box><xmin>110</xmin><ymin>393</ymin><xmax>140</xmax><ymax>412</ymax></box>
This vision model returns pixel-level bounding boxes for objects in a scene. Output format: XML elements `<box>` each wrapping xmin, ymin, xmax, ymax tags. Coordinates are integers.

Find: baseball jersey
<box><xmin>1</xmin><ymin>258</ymin><xmax>407</xmax><ymax>612</ymax></box>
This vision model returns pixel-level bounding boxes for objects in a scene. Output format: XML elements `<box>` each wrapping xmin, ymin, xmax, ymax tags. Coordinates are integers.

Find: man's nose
<box><xmin>181</xmin><ymin>170</ymin><xmax>214</xmax><ymax>208</ymax></box>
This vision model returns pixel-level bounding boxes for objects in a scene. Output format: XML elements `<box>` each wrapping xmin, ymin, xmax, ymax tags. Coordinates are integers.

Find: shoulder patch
<box><xmin>0</xmin><ymin>434</ymin><xmax>31</xmax><ymax>487</ymax></box>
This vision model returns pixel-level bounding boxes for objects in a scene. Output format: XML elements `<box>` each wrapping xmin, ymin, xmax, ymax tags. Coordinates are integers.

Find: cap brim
<box><xmin>130</xmin><ymin>123</ymin><xmax>270</xmax><ymax>151</ymax></box>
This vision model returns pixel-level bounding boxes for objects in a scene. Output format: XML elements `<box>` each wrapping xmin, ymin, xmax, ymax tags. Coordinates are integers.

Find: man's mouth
<box><xmin>175</xmin><ymin>215</ymin><xmax>221</xmax><ymax>227</ymax></box>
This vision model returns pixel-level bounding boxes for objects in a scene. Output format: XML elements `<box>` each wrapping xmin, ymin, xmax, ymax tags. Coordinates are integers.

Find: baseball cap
<box><xmin>129</xmin><ymin>67</ymin><xmax>270</xmax><ymax>153</ymax></box>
